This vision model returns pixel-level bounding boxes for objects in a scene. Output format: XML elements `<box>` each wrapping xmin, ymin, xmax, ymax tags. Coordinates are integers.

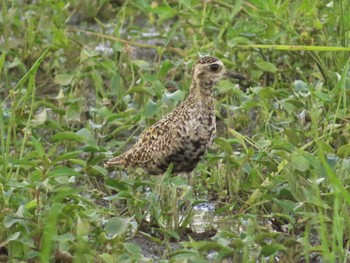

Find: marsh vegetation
<box><xmin>1</xmin><ymin>0</ymin><xmax>350</xmax><ymax>262</ymax></box>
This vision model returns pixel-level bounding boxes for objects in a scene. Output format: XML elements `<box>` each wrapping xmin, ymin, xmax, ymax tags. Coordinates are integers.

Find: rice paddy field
<box><xmin>1</xmin><ymin>0</ymin><xmax>350</xmax><ymax>262</ymax></box>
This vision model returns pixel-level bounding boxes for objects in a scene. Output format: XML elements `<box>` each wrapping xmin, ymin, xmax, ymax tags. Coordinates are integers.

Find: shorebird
<box><xmin>105</xmin><ymin>56</ymin><xmax>244</xmax><ymax>174</ymax></box>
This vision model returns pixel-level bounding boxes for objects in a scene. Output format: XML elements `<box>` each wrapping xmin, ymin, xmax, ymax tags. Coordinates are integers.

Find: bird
<box><xmin>104</xmin><ymin>56</ymin><xmax>244</xmax><ymax>174</ymax></box>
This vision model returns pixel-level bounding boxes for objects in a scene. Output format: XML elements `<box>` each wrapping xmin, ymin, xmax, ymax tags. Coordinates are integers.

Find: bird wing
<box><xmin>128</xmin><ymin>114</ymin><xmax>179</xmax><ymax>164</ymax></box>
<box><xmin>105</xmin><ymin>102</ymin><xmax>190</xmax><ymax>169</ymax></box>
<box><xmin>104</xmin><ymin>118</ymin><xmax>174</xmax><ymax>168</ymax></box>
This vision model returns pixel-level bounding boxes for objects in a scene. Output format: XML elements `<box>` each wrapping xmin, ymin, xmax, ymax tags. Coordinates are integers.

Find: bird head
<box><xmin>191</xmin><ymin>56</ymin><xmax>245</xmax><ymax>90</ymax></box>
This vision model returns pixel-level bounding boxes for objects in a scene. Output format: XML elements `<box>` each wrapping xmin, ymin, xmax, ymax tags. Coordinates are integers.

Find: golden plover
<box><xmin>105</xmin><ymin>56</ymin><xmax>244</xmax><ymax>174</ymax></box>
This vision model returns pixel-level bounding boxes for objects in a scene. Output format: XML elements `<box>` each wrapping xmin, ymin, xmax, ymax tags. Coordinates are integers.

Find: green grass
<box><xmin>1</xmin><ymin>0</ymin><xmax>350</xmax><ymax>262</ymax></box>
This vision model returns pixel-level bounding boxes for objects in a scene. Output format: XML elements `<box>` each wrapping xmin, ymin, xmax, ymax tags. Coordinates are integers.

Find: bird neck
<box><xmin>187</xmin><ymin>80</ymin><xmax>215</xmax><ymax>111</ymax></box>
<box><xmin>189</xmin><ymin>79</ymin><xmax>215</xmax><ymax>100</ymax></box>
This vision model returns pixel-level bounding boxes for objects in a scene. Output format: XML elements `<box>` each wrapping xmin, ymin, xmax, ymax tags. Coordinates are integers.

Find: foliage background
<box><xmin>1</xmin><ymin>0</ymin><xmax>350</xmax><ymax>262</ymax></box>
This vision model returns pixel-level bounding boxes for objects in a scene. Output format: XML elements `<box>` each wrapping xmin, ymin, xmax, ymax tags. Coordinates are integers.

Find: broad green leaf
<box><xmin>227</xmin><ymin>36</ymin><xmax>251</xmax><ymax>46</ymax></box>
<box><xmin>260</xmin><ymin>244</ymin><xmax>285</xmax><ymax>256</ymax></box>
<box><xmin>66</xmin><ymin>101</ymin><xmax>82</xmax><ymax>121</ymax></box>
<box><xmin>85</xmin><ymin>165</ymin><xmax>107</xmax><ymax>177</ymax></box>
<box><xmin>105</xmin><ymin>179</ymin><xmax>129</xmax><ymax>191</ymax></box>
<box><xmin>49</xmin><ymin>166</ymin><xmax>81</xmax><ymax>177</ymax></box>
<box><xmin>76</xmin><ymin>128</ymin><xmax>94</xmax><ymax>141</ymax></box>
<box><xmin>255</xmin><ymin>61</ymin><xmax>278</xmax><ymax>73</ymax></box>
<box><xmin>25</xmin><ymin>199</ymin><xmax>38</xmax><ymax>210</ymax></box>
<box><xmin>254</xmin><ymin>232</ymin><xmax>280</xmax><ymax>243</ymax></box>
<box><xmin>53</xmin><ymin>150</ymin><xmax>84</xmax><ymax>161</ymax></box>
<box><xmin>10</xmin><ymin>159</ymin><xmax>40</xmax><ymax>167</ymax></box>
<box><xmin>274</xmin><ymin>198</ymin><xmax>296</xmax><ymax>212</ymax></box>
<box><xmin>76</xmin><ymin>215</ymin><xmax>91</xmax><ymax>236</ymax></box>
<box><xmin>133</xmin><ymin>60</ymin><xmax>151</xmax><ymax>70</ymax></box>
<box><xmin>100</xmin><ymin>253</ymin><xmax>115</xmax><ymax>263</ymax></box>
<box><xmin>291</xmin><ymin>153</ymin><xmax>310</xmax><ymax>172</ymax></box>
<box><xmin>143</xmin><ymin>99</ymin><xmax>158</xmax><ymax>117</ymax></box>
<box><xmin>128</xmin><ymin>85</ymin><xmax>155</xmax><ymax>96</ymax></box>
<box><xmin>284</xmin><ymin>129</ymin><xmax>300</xmax><ymax>146</ymax></box>
<box><xmin>214</xmin><ymin>138</ymin><xmax>233</xmax><ymax>154</ymax></box>
<box><xmin>4</xmin><ymin>216</ymin><xmax>22</xmax><ymax>228</ymax></box>
<box><xmin>54</xmin><ymin>74</ymin><xmax>73</xmax><ymax>86</ymax></box>
<box><xmin>104</xmin><ymin>217</ymin><xmax>132</xmax><ymax>238</ymax></box>
<box><xmin>158</xmin><ymin>60</ymin><xmax>173</xmax><ymax>78</ymax></box>
<box><xmin>52</xmin><ymin>132</ymin><xmax>85</xmax><ymax>143</ymax></box>
<box><xmin>110</xmin><ymin>74</ymin><xmax>122</xmax><ymax>95</ymax></box>
<box><xmin>163</xmin><ymin>90</ymin><xmax>185</xmax><ymax>103</ymax></box>
<box><xmin>123</xmin><ymin>242</ymin><xmax>142</xmax><ymax>255</ymax></box>
<box><xmin>80</xmin><ymin>145</ymin><xmax>101</xmax><ymax>152</ymax></box>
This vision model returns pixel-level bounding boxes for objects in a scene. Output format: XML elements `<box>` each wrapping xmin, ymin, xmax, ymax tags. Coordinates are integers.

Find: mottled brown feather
<box><xmin>105</xmin><ymin>56</ymin><xmax>242</xmax><ymax>174</ymax></box>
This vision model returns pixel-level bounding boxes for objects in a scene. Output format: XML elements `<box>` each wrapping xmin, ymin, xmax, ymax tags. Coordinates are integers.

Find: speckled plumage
<box><xmin>105</xmin><ymin>56</ymin><xmax>243</xmax><ymax>174</ymax></box>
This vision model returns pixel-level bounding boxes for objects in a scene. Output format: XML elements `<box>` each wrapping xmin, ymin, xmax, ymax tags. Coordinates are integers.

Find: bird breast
<box><xmin>179</xmin><ymin>102</ymin><xmax>216</xmax><ymax>149</ymax></box>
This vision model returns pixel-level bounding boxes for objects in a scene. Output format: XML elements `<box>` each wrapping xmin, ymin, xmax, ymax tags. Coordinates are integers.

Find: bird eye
<box><xmin>210</xmin><ymin>64</ymin><xmax>219</xmax><ymax>72</ymax></box>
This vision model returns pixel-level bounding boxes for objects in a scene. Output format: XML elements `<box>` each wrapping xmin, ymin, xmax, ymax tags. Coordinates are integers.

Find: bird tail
<box><xmin>104</xmin><ymin>155</ymin><xmax>124</xmax><ymax>168</ymax></box>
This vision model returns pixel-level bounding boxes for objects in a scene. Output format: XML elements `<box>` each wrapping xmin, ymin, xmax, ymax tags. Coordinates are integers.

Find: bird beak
<box><xmin>223</xmin><ymin>71</ymin><xmax>246</xmax><ymax>80</ymax></box>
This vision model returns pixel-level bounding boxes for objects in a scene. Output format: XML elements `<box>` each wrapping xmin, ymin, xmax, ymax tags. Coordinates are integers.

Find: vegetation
<box><xmin>1</xmin><ymin>0</ymin><xmax>350</xmax><ymax>262</ymax></box>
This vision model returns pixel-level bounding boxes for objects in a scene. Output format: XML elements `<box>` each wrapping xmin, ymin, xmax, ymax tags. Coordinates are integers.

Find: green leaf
<box><xmin>254</xmin><ymin>232</ymin><xmax>280</xmax><ymax>243</ymax></box>
<box><xmin>337</xmin><ymin>144</ymin><xmax>350</xmax><ymax>158</ymax></box>
<box><xmin>158</xmin><ymin>60</ymin><xmax>174</xmax><ymax>78</ymax></box>
<box><xmin>124</xmin><ymin>242</ymin><xmax>142</xmax><ymax>255</ymax></box>
<box><xmin>105</xmin><ymin>179</ymin><xmax>129</xmax><ymax>191</ymax></box>
<box><xmin>51</xmin><ymin>187</ymin><xmax>79</xmax><ymax>202</ymax></box>
<box><xmin>85</xmin><ymin>165</ymin><xmax>107</xmax><ymax>177</ymax></box>
<box><xmin>284</xmin><ymin>129</ymin><xmax>300</xmax><ymax>146</ymax></box>
<box><xmin>283</xmin><ymin>239</ymin><xmax>300</xmax><ymax>248</ymax></box>
<box><xmin>100</xmin><ymin>253</ymin><xmax>115</xmax><ymax>263</ymax></box>
<box><xmin>41</xmin><ymin>203</ymin><xmax>63</xmax><ymax>262</ymax></box>
<box><xmin>133</xmin><ymin>60</ymin><xmax>151</xmax><ymax>70</ymax></box>
<box><xmin>49</xmin><ymin>166</ymin><xmax>81</xmax><ymax>177</ymax></box>
<box><xmin>25</xmin><ymin>199</ymin><xmax>38</xmax><ymax>210</ymax></box>
<box><xmin>10</xmin><ymin>158</ymin><xmax>40</xmax><ymax>167</ymax></box>
<box><xmin>318</xmin><ymin>141</ymin><xmax>334</xmax><ymax>154</ymax></box>
<box><xmin>104</xmin><ymin>217</ymin><xmax>133</xmax><ymax>238</ymax></box>
<box><xmin>128</xmin><ymin>85</ymin><xmax>155</xmax><ymax>96</ymax></box>
<box><xmin>254</xmin><ymin>160</ymin><xmax>278</xmax><ymax>172</ymax></box>
<box><xmin>163</xmin><ymin>90</ymin><xmax>185</xmax><ymax>103</ymax></box>
<box><xmin>260</xmin><ymin>244</ymin><xmax>285</xmax><ymax>256</ymax></box>
<box><xmin>227</xmin><ymin>36</ymin><xmax>251</xmax><ymax>46</ymax></box>
<box><xmin>76</xmin><ymin>128</ymin><xmax>94</xmax><ymax>141</ymax></box>
<box><xmin>291</xmin><ymin>153</ymin><xmax>310</xmax><ymax>172</ymax></box>
<box><xmin>52</xmin><ymin>132</ymin><xmax>85</xmax><ymax>143</ymax></box>
<box><xmin>31</xmin><ymin>136</ymin><xmax>45</xmax><ymax>158</ymax></box>
<box><xmin>255</xmin><ymin>61</ymin><xmax>278</xmax><ymax>73</ymax></box>
<box><xmin>4</xmin><ymin>216</ymin><xmax>22</xmax><ymax>228</ymax></box>
<box><xmin>0</xmin><ymin>51</ymin><xmax>6</xmax><ymax>74</ymax></box>
<box><xmin>80</xmin><ymin>49</ymin><xmax>99</xmax><ymax>62</ymax></box>
<box><xmin>274</xmin><ymin>199</ymin><xmax>296</xmax><ymax>212</ymax></box>
<box><xmin>80</xmin><ymin>145</ymin><xmax>101</xmax><ymax>152</ymax></box>
<box><xmin>143</xmin><ymin>99</ymin><xmax>159</xmax><ymax>117</ymax></box>
<box><xmin>7</xmin><ymin>232</ymin><xmax>21</xmax><ymax>241</ymax></box>
<box><xmin>53</xmin><ymin>150</ymin><xmax>84</xmax><ymax>162</ymax></box>
<box><xmin>66</xmin><ymin>101</ymin><xmax>82</xmax><ymax>121</ymax></box>
<box><xmin>214</xmin><ymin>138</ymin><xmax>233</xmax><ymax>154</ymax></box>
<box><xmin>111</xmin><ymin>74</ymin><xmax>122</xmax><ymax>95</ymax></box>
<box><xmin>76</xmin><ymin>215</ymin><xmax>91</xmax><ymax>236</ymax></box>
<box><xmin>54</xmin><ymin>74</ymin><xmax>73</xmax><ymax>86</ymax></box>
